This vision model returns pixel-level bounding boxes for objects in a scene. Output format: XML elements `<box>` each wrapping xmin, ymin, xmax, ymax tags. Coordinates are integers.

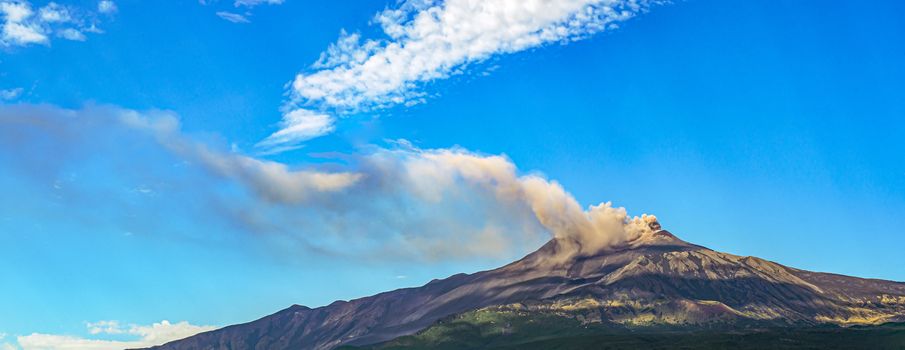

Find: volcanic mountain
<box><xmin>141</xmin><ymin>222</ymin><xmax>905</xmax><ymax>350</ymax></box>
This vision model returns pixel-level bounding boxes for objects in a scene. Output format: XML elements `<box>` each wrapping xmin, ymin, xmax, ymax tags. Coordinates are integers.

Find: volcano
<box><xmin>140</xmin><ymin>222</ymin><xmax>905</xmax><ymax>350</ymax></box>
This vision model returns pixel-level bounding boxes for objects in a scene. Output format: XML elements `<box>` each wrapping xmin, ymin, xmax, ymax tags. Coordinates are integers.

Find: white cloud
<box><xmin>18</xmin><ymin>334</ymin><xmax>131</xmax><ymax>350</ymax></box>
<box><xmin>0</xmin><ymin>87</ymin><xmax>23</xmax><ymax>100</ymax></box>
<box><xmin>215</xmin><ymin>11</ymin><xmax>249</xmax><ymax>23</ymax></box>
<box><xmin>97</xmin><ymin>1</ymin><xmax>116</xmax><ymax>14</ymax></box>
<box><xmin>1</xmin><ymin>1</ymin><xmax>46</xmax><ymax>46</ymax></box>
<box><xmin>263</xmin><ymin>0</ymin><xmax>655</xmax><ymax>150</ymax></box>
<box><xmin>0</xmin><ymin>334</ymin><xmax>11</xmax><ymax>350</ymax></box>
<box><xmin>57</xmin><ymin>28</ymin><xmax>85</xmax><ymax>41</ymax></box>
<box><xmin>38</xmin><ymin>3</ymin><xmax>70</xmax><ymax>23</ymax></box>
<box><xmin>0</xmin><ymin>1</ymin><xmax>30</xmax><ymax>22</ymax></box>
<box><xmin>257</xmin><ymin>108</ymin><xmax>335</xmax><ymax>151</ymax></box>
<box><xmin>127</xmin><ymin>321</ymin><xmax>216</xmax><ymax>346</ymax></box>
<box><xmin>86</xmin><ymin>321</ymin><xmax>123</xmax><ymax>335</ymax></box>
<box><xmin>16</xmin><ymin>320</ymin><xmax>216</xmax><ymax>350</ymax></box>
<box><xmin>1</xmin><ymin>0</ymin><xmax>108</xmax><ymax>48</ymax></box>
<box><xmin>1</xmin><ymin>21</ymin><xmax>44</xmax><ymax>45</ymax></box>
<box><xmin>234</xmin><ymin>0</ymin><xmax>283</xmax><ymax>8</ymax></box>
<box><xmin>299</xmin><ymin>0</ymin><xmax>650</xmax><ymax>110</ymax></box>
<box><xmin>207</xmin><ymin>0</ymin><xmax>281</xmax><ymax>23</ymax></box>
<box><xmin>0</xmin><ymin>333</ymin><xmax>13</xmax><ymax>350</ymax></box>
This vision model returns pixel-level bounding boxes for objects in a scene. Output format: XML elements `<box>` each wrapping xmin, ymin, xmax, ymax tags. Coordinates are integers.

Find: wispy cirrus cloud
<box><xmin>261</xmin><ymin>0</ymin><xmax>656</xmax><ymax>152</ymax></box>
<box><xmin>256</xmin><ymin>107</ymin><xmax>335</xmax><ymax>153</ymax></box>
<box><xmin>0</xmin><ymin>0</ymin><xmax>112</xmax><ymax>48</ymax></box>
<box><xmin>204</xmin><ymin>0</ymin><xmax>283</xmax><ymax>23</ymax></box>
<box><xmin>234</xmin><ymin>0</ymin><xmax>283</xmax><ymax>7</ymax></box>
<box><xmin>215</xmin><ymin>11</ymin><xmax>249</xmax><ymax>23</ymax></box>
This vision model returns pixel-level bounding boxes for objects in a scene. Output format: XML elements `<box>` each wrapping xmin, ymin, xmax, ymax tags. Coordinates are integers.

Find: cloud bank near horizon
<box><xmin>5</xmin><ymin>320</ymin><xmax>215</xmax><ymax>350</ymax></box>
<box><xmin>260</xmin><ymin>0</ymin><xmax>656</xmax><ymax>152</ymax></box>
<box><xmin>1</xmin><ymin>103</ymin><xmax>658</xmax><ymax>261</ymax></box>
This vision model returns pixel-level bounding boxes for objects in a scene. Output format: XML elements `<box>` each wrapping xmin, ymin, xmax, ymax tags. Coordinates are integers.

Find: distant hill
<box><xmin>139</xmin><ymin>222</ymin><xmax>905</xmax><ymax>350</ymax></box>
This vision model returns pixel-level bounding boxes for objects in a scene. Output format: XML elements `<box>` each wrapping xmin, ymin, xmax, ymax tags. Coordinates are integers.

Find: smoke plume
<box><xmin>1</xmin><ymin>104</ymin><xmax>658</xmax><ymax>261</ymax></box>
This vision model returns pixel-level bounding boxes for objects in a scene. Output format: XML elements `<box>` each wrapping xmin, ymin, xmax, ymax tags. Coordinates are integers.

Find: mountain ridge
<box><xmin>139</xmin><ymin>224</ymin><xmax>905</xmax><ymax>350</ymax></box>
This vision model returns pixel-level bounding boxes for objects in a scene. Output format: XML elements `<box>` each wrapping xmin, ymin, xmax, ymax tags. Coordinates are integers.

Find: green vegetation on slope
<box><xmin>343</xmin><ymin>308</ymin><xmax>905</xmax><ymax>350</ymax></box>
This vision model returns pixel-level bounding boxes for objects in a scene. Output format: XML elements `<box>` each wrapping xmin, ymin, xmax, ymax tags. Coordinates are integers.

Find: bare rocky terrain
<box><xmin>139</xmin><ymin>224</ymin><xmax>905</xmax><ymax>350</ymax></box>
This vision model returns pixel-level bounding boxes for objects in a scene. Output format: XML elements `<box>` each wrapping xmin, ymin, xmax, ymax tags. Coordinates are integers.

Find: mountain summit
<box><xmin>142</xmin><ymin>222</ymin><xmax>905</xmax><ymax>350</ymax></box>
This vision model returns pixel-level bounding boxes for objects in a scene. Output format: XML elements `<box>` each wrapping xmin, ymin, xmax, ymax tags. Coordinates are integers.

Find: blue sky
<box><xmin>1</xmin><ymin>0</ymin><xmax>904</xmax><ymax>349</ymax></box>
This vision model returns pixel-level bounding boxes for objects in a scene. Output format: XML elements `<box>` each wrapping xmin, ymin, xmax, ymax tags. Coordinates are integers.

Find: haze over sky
<box><xmin>1</xmin><ymin>0</ymin><xmax>904</xmax><ymax>349</ymax></box>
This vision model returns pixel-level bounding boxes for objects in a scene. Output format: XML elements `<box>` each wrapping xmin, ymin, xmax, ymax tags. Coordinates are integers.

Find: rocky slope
<box><xmin>140</xmin><ymin>224</ymin><xmax>905</xmax><ymax>350</ymax></box>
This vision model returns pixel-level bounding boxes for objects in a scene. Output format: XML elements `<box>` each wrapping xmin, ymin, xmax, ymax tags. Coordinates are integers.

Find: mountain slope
<box><xmin>349</xmin><ymin>308</ymin><xmax>905</xmax><ymax>350</ymax></box>
<box><xmin>141</xmin><ymin>225</ymin><xmax>905</xmax><ymax>350</ymax></box>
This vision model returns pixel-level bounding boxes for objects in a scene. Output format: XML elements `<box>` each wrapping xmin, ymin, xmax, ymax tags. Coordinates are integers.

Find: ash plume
<box><xmin>1</xmin><ymin>103</ymin><xmax>659</xmax><ymax>261</ymax></box>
